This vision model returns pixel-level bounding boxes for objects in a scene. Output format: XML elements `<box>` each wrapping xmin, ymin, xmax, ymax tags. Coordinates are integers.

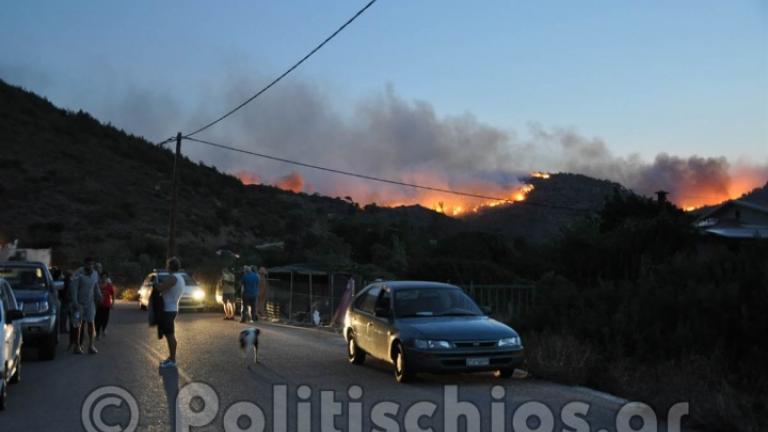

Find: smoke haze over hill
<box><xmin>3</xmin><ymin>68</ymin><xmax>765</xmax><ymax>209</ymax></box>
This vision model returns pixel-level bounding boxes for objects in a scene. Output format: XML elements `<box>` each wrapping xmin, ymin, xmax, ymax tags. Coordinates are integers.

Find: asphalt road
<box><xmin>0</xmin><ymin>302</ymin><xmax>672</xmax><ymax>432</ymax></box>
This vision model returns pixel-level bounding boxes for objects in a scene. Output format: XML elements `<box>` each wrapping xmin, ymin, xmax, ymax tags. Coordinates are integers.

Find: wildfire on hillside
<box><xmin>233</xmin><ymin>167</ymin><xmax>766</xmax><ymax>216</ymax></box>
<box><xmin>233</xmin><ymin>170</ymin><xmax>550</xmax><ymax>217</ymax></box>
<box><xmin>675</xmin><ymin>169</ymin><xmax>766</xmax><ymax>211</ymax></box>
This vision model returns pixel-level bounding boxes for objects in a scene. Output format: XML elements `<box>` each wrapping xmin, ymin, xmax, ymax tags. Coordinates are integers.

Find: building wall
<box><xmin>711</xmin><ymin>205</ymin><xmax>768</xmax><ymax>225</ymax></box>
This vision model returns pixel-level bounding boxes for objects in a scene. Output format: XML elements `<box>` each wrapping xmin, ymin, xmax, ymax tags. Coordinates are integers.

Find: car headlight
<box><xmin>21</xmin><ymin>301</ymin><xmax>49</xmax><ymax>314</ymax></box>
<box><xmin>414</xmin><ymin>339</ymin><xmax>454</xmax><ymax>349</ymax></box>
<box><xmin>497</xmin><ymin>336</ymin><xmax>522</xmax><ymax>347</ymax></box>
<box><xmin>192</xmin><ymin>289</ymin><xmax>205</xmax><ymax>300</ymax></box>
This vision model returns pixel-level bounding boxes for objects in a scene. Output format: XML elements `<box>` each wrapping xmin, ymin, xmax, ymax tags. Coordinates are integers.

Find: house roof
<box><xmin>703</xmin><ymin>226</ymin><xmax>768</xmax><ymax>239</ymax></box>
<box><xmin>697</xmin><ymin>199</ymin><xmax>768</xmax><ymax>221</ymax></box>
<box><xmin>267</xmin><ymin>263</ymin><xmax>330</xmax><ymax>275</ymax></box>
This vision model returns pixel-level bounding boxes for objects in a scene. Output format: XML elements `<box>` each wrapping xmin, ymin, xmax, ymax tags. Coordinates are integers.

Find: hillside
<box><xmin>0</xmin><ymin>79</ymin><xmax>620</xmax><ymax>282</ymax></box>
<box><xmin>0</xmin><ymin>80</ymin><xmax>465</xmax><ymax>279</ymax></box>
<box><xmin>465</xmin><ymin>173</ymin><xmax>625</xmax><ymax>241</ymax></box>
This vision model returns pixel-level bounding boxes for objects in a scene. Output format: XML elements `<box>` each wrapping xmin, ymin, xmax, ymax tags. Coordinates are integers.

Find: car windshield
<box><xmin>158</xmin><ymin>273</ymin><xmax>196</xmax><ymax>286</ymax></box>
<box><xmin>0</xmin><ymin>266</ymin><xmax>48</xmax><ymax>291</ymax></box>
<box><xmin>394</xmin><ymin>287</ymin><xmax>482</xmax><ymax>318</ymax></box>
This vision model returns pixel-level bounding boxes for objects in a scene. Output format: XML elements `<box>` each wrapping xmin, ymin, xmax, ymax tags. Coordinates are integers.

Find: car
<box><xmin>0</xmin><ymin>261</ymin><xmax>59</xmax><ymax>360</ymax></box>
<box><xmin>0</xmin><ymin>278</ymin><xmax>25</xmax><ymax>410</ymax></box>
<box><xmin>344</xmin><ymin>281</ymin><xmax>525</xmax><ymax>383</ymax></box>
<box><xmin>137</xmin><ymin>270</ymin><xmax>208</xmax><ymax>312</ymax></box>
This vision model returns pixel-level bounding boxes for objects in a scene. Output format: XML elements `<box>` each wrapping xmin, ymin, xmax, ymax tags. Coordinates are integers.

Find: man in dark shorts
<box><xmin>155</xmin><ymin>257</ymin><xmax>184</xmax><ymax>368</ymax></box>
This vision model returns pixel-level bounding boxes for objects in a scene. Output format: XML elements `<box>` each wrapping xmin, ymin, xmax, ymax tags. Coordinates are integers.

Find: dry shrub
<box><xmin>527</xmin><ymin>332</ymin><xmax>765</xmax><ymax>432</ymax></box>
<box><xmin>606</xmin><ymin>357</ymin><xmax>766</xmax><ymax>432</ymax></box>
<box><xmin>524</xmin><ymin>331</ymin><xmax>603</xmax><ymax>386</ymax></box>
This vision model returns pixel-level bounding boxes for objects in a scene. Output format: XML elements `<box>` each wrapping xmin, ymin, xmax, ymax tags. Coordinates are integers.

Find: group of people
<box><xmin>218</xmin><ymin>265</ymin><xmax>267</xmax><ymax>322</ymax></box>
<box><xmin>55</xmin><ymin>257</ymin><xmax>116</xmax><ymax>355</ymax></box>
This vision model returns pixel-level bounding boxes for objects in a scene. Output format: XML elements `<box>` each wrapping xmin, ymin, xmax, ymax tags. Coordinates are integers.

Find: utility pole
<box><xmin>167</xmin><ymin>132</ymin><xmax>182</xmax><ymax>260</ymax></box>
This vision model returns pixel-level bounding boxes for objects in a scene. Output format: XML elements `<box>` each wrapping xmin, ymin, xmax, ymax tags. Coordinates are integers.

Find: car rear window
<box><xmin>157</xmin><ymin>273</ymin><xmax>196</xmax><ymax>286</ymax></box>
<box><xmin>0</xmin><ymin>266</ymin><xmax>47</xmax><ymax>291</ymax></box>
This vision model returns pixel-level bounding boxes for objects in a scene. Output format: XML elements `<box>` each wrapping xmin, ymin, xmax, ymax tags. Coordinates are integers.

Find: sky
<box><xmin>1</xmin><ymin>1</ymin><xmax>766</xmax><ymax>207</ymax></box>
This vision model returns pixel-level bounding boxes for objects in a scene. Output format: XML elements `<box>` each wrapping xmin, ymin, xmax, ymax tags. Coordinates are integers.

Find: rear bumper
<box><xmin>19</xmin><ymin>315</ymin><xmax>56</xmax><ymax>341</ymax></box>
<box><xmin>406</xmin><ymin>347</ymin><xmax>525</xmax><ymax>373</ymax></box>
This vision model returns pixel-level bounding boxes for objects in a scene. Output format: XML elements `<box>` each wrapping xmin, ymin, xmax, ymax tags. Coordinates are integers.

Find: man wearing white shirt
<box><xmin>155</xmin><ymin>257</ymin><xmax>184</xmax><ymax>368</ymax></box>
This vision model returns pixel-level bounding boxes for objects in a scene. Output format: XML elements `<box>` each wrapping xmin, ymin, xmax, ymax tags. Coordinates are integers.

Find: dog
<box><xmin>239</xmin><ymin>328</ymin><xmax>261</xmax><ymax>365</ymax></box>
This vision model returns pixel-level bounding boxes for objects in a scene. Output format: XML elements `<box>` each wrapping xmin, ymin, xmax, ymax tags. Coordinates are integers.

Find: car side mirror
<box><xmin>6</xmin><ymin>309</ymin><xmax>24</xmax><ymax>324</ymax></box>
<box><xmin>374</xmin><ymin>306</ymin><xmax>390</xmax><ymax>318</ymax></box>
<box><xmin>481</xmin><ymin>306</ymin><xmax>492</xmax><ymax>315</ymax></box>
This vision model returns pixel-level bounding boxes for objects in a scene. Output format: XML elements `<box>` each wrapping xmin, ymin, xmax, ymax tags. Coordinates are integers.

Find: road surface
<box><xmin>1</xmin><ymin>302</ymin><xmax>673</xmax><ymax>432</ymax></box>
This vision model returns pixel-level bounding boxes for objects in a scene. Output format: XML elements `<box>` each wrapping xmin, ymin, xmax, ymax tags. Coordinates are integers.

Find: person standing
<box><xmin>70</xmin><ymin>257</ymin><xmax>102</xmax><ymax>354</ymax></box>
<box><xmin>240</xmin><ymin>266</ymin><xmax>259</xmax><ymax>323</ymax></box>
<box><xmin>219</xmin><ymin>268</ymin><xmax>236</xmax><ymax>320</ymax></box>
<box><xmin>57</xmin><ymin>269</ymin><xmax>71</xmax><ymax>334</ymax></box>
<box><xmin>256</xmin><ymin>267</ymin><xmax>268</xmax><ymax>318</ymax></box>
<box><xmin>95</xmin><ymin>272</ymin><xmax>115</xmax><ymax>339</ymax></box>
<box><xmin>155</xmin><ymin>257</ymin><xmax>185</xmax><ymax>368</ymax></box>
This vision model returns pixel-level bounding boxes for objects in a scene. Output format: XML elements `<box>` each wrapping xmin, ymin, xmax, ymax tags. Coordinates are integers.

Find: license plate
<box><xmin>466</xmin><ymin>357</ymin><xmax>490</xmax><ymax>367</ymax></box>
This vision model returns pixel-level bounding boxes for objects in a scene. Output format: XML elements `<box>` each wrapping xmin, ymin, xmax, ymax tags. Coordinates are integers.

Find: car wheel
<box><xmin>348</xmin><ymin>334</ymin><xmax>366</xmax><ymax>365</ymax></box>
<box><xmin>394</xmin><ymin>343</ymin><xmax>413</xmax><ymax>383</ymax></box>
<box><xmin>39</xmin><ymin>333</ymin><xmax>58</xmax><ymax>361</ymax></box>
<box><xmin>9</xmin><ymin>355</ymin><xmax>20</xmax><ymax>384</ymax></box>
<box><xmin>0</xmin><ymin>369</ymin><xmax>7</xmax><ymax>411</ymax></box>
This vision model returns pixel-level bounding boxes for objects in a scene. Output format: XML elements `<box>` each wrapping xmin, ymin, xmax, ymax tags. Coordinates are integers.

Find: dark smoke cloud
<box><xmin>90</xmin><ymin>75</ymin><xmax>768</xmax><ymax>204</ymax></box>
<box><xmin>529</xmin><ymin>125</ymin><xmax>768</xmax><ymax>202</ymax></box>
<box><xmin>3</xmin><ymin>66</ymin><xmax>765</xmax><ymax>205</ymax></box>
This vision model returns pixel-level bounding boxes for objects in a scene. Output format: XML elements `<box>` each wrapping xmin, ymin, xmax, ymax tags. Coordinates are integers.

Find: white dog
<box><xmin>239</xmin><ymin>328</ymin><xmax>261</xmax><ymax>365</ymax></box>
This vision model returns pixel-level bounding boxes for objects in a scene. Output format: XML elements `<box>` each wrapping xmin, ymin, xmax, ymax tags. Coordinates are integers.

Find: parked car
<box><xmin>344</xmin><ymin>281</ymin><xmax>525</xmax><ymax>383</ymax></box>
<box><xmin>0</xmin><ymin>277</ymin><xmax>25</xmax><ymax>410</ymax></box>
<box><xmin>0</xmin><ymin>261</ymin><xmax>59</xmax><ymax>360</ymax></box>
<box><xmin>138</xmin><ymin>270</ymin><xmax>207</xmax><ymax>312</ymax></box>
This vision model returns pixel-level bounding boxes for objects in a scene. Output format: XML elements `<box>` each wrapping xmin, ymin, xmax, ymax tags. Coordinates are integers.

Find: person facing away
<box><xmin>155</xmin><ymin>257</ymin><xmax>185</xmax><ymax>368</ymax></box>
<box><xmin>95</xmin><ymin>271</ymin><xmax>115</xmax><ymax>339</ymax></box>
<box><xmin>240</xmin><ymin>266</ymin><xmax>260</xmax><ymax>323</ymax></box>
<box><xmin>219</xmin><ymin>268</ymin><xmax>236</xmax><ymax>320</ymax></box>
<box><xmin>69</xmin><ymin>257</ymin><xmax>103</xmax><ymax>354</ymax></box>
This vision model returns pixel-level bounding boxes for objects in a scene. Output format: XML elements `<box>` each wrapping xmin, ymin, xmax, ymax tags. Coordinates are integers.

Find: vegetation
<box><xmin>518</xmin><ymin>194</ymin><xmax>768</xmax><ymax>431</ymax></box>
<box><xmin>2</xmin><ymin>79</ymin><xmax>766</xmax><ymax>430</ymax></box>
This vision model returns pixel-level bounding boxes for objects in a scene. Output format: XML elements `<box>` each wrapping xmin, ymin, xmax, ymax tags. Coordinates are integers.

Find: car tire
<box><xmin>348</xmin><ymin>334</ymin><xmax>366</xmax><ymax>365</ymax></box>
<box><xmin>9</xmin><ymin>355</ymin><xmax>20</xmax><ymax>384</ymax></box>
<box><xmin>394</xmin><ymin>343</ymin><xmax>413</xmax><ymax>383</ymax></box>
<box><xmin>39</xmin><ymin>332</ymin><xmax>58</xmax><ymax>361</ymax></box>
<box><xmin>0</xmin><ymin>369</ymin><xmax>7</xmax><ymax>411</ymax></box>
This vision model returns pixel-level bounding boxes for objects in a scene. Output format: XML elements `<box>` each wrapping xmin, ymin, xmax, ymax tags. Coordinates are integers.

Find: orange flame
<box><xmin>233</xmin><ymin>170</ymin><xmax>261</xmax><ymax>186</ymax></box>
<box><xmin>233</xmin><ymin>170</ymin><xmax>306</xmax><ymax>193</ymax></box>
<box><xmin>232</xmin><ymin>170</ymin><xmax>551</xmax><ymax>217</ymax></box>
<box><xmin>675</xmin><ymin>167</ymin><xmax>766</xmax><ymax>209</ymax></box>
<box><xmin>274</xmin><ymin>171</ymin><xmax>305</xmax><ymax>193</ymax></box>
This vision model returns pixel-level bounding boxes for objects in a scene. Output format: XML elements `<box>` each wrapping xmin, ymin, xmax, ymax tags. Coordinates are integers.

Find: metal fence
<box><xmin>263</xmin><ymin>271</ymin><xmax>355</xmax><ymax>325</ymax></box>
<box><xmin>262</xmin><ymin>273</ymin><xmax>534</xmax><ymax>326</ymax></box>
<box><xmin>460</xmin><ymin>283</ymin><xmax>535</xmax><ymax>321</ymax></box>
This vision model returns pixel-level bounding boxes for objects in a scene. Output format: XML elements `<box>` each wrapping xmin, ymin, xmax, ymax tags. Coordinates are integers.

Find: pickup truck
<box><xmin>0</xmin><ymin>261</ymin><xmax>59</xmax><ymax>360</ymax></box>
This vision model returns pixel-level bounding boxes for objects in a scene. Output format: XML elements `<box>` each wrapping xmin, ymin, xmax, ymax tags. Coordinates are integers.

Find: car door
<box><xmin>0</xmin><ymin>297</ymin><xmax>7</xmax><ymax>371</ymax></box>
<box><xmin>368</xmin><ymin>287</ymin><xmax>394</xmax><ymax>360</ymax></box>
<box><xmin>142</xmin><ymin>275</ymin><xmax>156</xmax><ymax>305</ymax></box>
<box><xmin>350</xmin><ymin>285</ymin><xmax>380</xmax><ymax>354</ymax></box>
<box><xmin>0</xmin><ymin>282</ymin><xmax>19</xmax><ymax>372</ymax></box>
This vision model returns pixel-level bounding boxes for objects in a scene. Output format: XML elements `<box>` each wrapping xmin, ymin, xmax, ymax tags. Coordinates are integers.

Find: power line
<box><xmin>184</xmin><ymin>0</ymin><xmax>378</xmax><ymax>139</ymax></box>
<box><xmin>183</xmin><ymin>136</ymin><xmax>592</xmax><ymax>213</ymax></box>
<box><xmin>156</xmin><ymin>136</ymin><xmax>176</xmax><ymax>147</ymax></box>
